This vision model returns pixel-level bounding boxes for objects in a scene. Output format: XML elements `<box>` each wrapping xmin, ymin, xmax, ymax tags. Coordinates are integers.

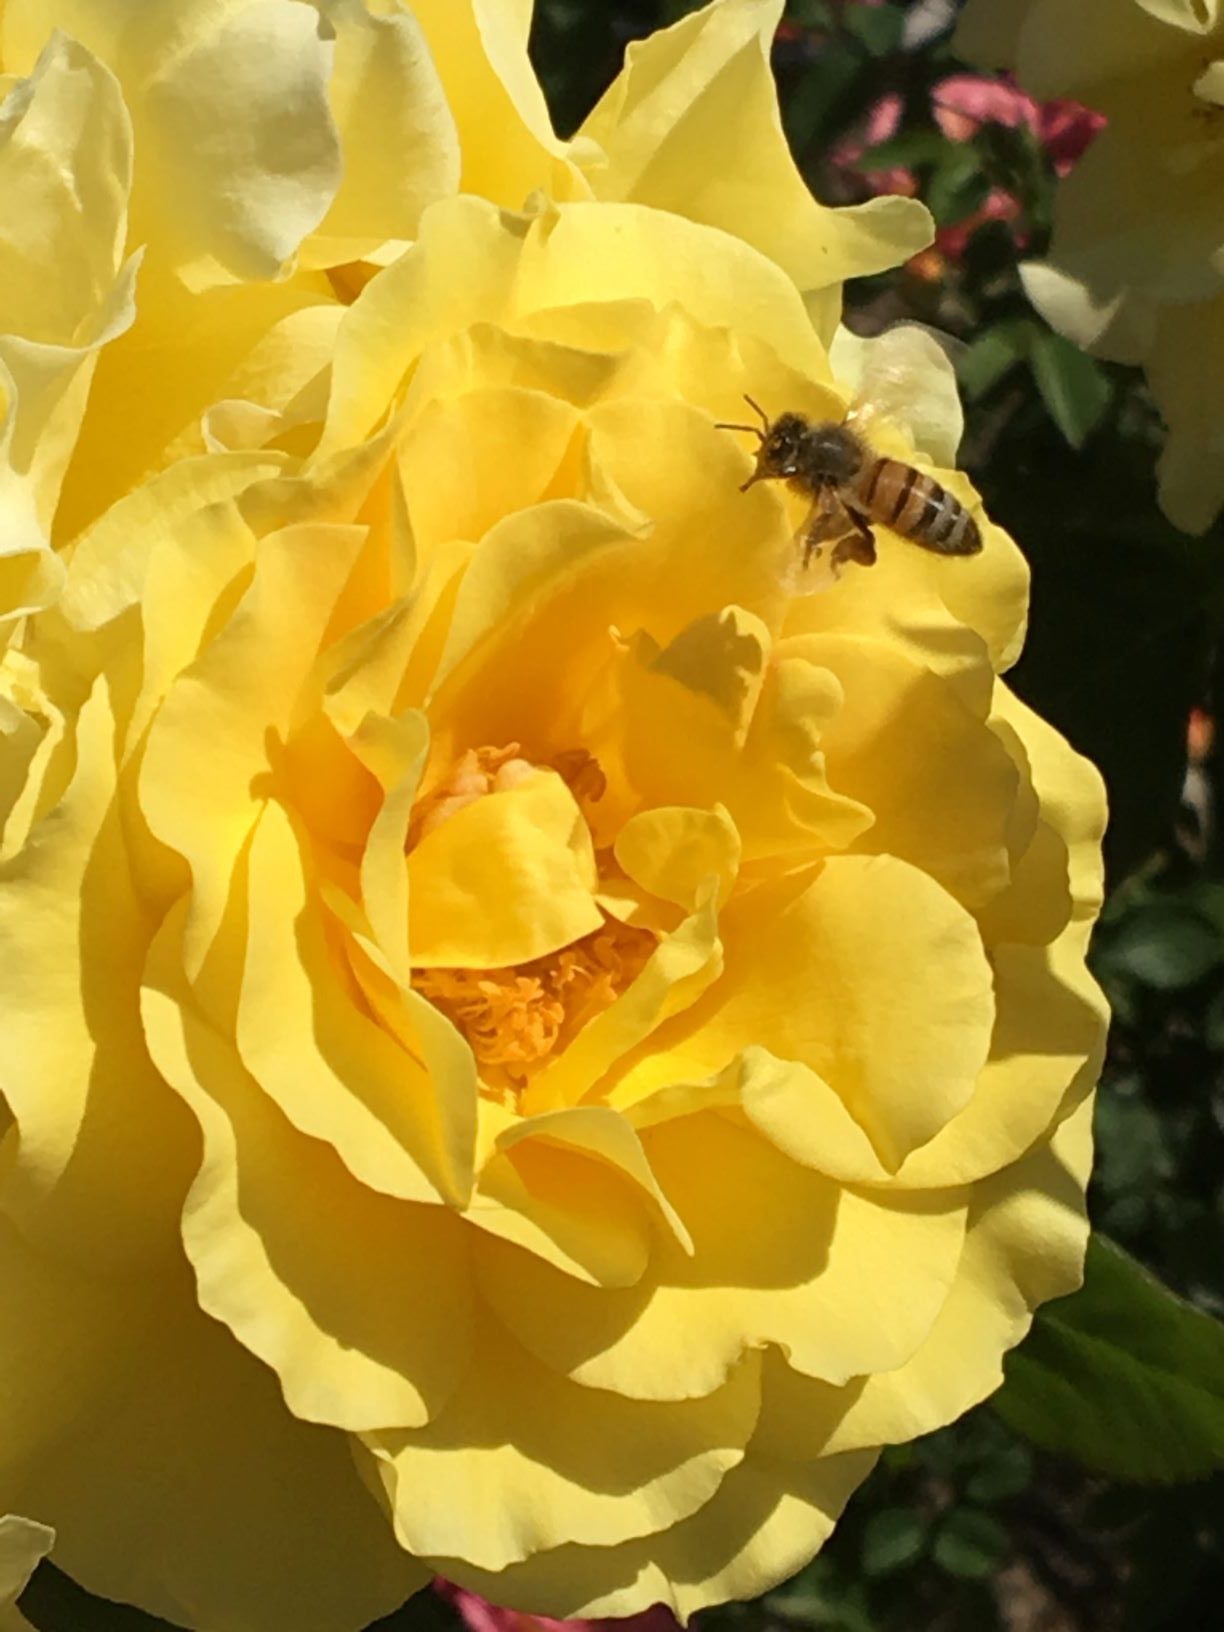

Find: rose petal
<box><xmin>363</xmin><ymin>1330</ymin><xmax>761</xmax><ymax>1571</ymax></box>
<box><xmin>0</xmin><ymin>1218</ymin><xmax>423</xmax><ymax>1632</ymax></box>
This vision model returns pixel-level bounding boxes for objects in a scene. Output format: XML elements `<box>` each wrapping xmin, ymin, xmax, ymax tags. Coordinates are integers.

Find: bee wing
<box><xmin>831</xmin><ymin>320</ymin><xmax>965</xmax><ymax>467</ymax></box>
<box><xmin>776</xmin><ymin>490</ymin><xmax>873</xmax><ymax>597</ymax></box>
<box><xmin>771</xmin><ymin>494</ymin><xmax>836</xmax><ymax>598</ymax></box>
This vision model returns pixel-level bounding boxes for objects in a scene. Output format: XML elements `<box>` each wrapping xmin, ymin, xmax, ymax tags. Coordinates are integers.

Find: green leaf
<box><xmin>958</xmin><ymin>320</ymin><xmax>1037</xmax><ymax>400</ymax></box>
<box><xmin>856</xmin><ymin>131</ymin><xmax>953</xmax><ymax>171</ymax></box>
<box><xmin>965</xmin><ymin>1440</ymin><xmax>1035</xmax><ymax>1503</ymax></box>
<box><xmin>789</xmin><ymin>0</ymin><xmax>837</xmax><ymax>26</ymax></box>
<box><xmin>977</xmin><ymin>119</ymin><xmax>1048</xmax><ymax>201</ymax></box>
<box><xmin>1029</xmin><ymin>327</ymin><xmax>1113</xmax><ymax>448</ymax></box>
<box><xmin>843</xmin><ymin>1</ymin><xmax>905</xmax><ymax>55</ymax></box>
<box><xmin>994</xmin><ymin>1236</ymin><xmax>1224</xmax><ymax>1481</ymax></box>
<box><xmin>782</xmin><ymin>50</ymin><xmax>863</xmax><ymax>152</ymax></box>
<box><xmin>931</xmin><ymin>1508</ymin><xmax>1008</xmax><ymax>1579</ymax></box>
<box><xmin>927</xmin><ymin>148</ymin><xmax>992</xmax><ymax>225</ymax></box>
<box><xmin>1184</xmin><ymin>879</ymin><xmax>1224</xmax><ymax>938</ymax></box>
<box><xmin>860</xmin><ymin>1507</ymin><xmax>929</xmax><ymax>1576</ymax></box>
<box><xmin>1093</xmin><ymin>1087</ymin><xmax>1172</xmax><ymax>1199</ymax></box>
<box><xmin>766</xmin><ymin>1555</ymin><xmax>879</xmax><ymax>1632</ymax></box>
<box><xmin>1099</xmin><ymin>900</ymin><xmax>1224</xmax><ymax>991</ymax></box>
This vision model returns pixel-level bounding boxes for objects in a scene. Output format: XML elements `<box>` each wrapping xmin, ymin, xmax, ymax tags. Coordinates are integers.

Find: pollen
<box><xmin>407</xmin><ymin>739</ymin><xmax>638</xmax><ymax>1098</ymax></box>
<box><xmin>413</xmin><ymin>918</ymin><xmax>658</xmax><ymax>1102</ymax></box>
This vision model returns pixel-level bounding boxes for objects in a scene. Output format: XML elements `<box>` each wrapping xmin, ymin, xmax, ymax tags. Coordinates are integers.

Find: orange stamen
<box><xmin>413</xmin><ymin>919</ymin><xmax>658</xmax><ymax>1102</ymax></box>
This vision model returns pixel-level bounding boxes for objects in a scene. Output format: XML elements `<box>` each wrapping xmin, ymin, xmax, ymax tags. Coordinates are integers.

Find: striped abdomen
<box><xmin>852</xmin><ymin>457</ymin><xmax>982</xmax><ymax>556</ymax></box>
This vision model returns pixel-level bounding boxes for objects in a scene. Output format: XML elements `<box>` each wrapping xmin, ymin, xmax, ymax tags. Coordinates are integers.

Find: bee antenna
<box><xmin>715</xmin><ymin>394</ymin><xmax>770</xmax><ymax>440</ymax></box>
<box><xmin>743</xmin><ymin>394</ymin><xmax>770</xmax><ymax>430</ymax></box>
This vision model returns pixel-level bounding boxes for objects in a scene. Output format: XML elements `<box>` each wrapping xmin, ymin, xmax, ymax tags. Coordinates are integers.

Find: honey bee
<box><xmin>717</xmin><ymin>393</ymin><xmax>982</xmax><ymax>580</ymax></box>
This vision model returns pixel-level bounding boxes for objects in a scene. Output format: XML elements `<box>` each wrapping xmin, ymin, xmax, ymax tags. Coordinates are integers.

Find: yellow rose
<box><xmin>956</xmin><ymin>0</ymin><xmax>1224</xmax><ymax>531</ymax></box>
<box><xmin>0</xmin><ymin>1</ymin><xmax>1104</xmax><ymax>1627</ymax></box>
<box><xmin>0</xmin><ymin>1517</ymin><xmax>53</xmax><ymax>1632</ymax></box>
<box><xmin>0</xmin><ymin>0</ymin><xmax>932</xmax><ymax>609</ymax></box>
<box><xmin>0</xmin><ymin>166</ymin><xmax>1106</xmax><ymax>1629</ymax></box>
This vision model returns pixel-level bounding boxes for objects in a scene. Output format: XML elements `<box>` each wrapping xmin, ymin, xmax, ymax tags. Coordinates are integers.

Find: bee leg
<box><xmin>846</xmin><ymin>505</ymin><xmax>878</xmax><ymax>564</ymax></box>
<box><xmin>802</xmin><ymin>529</ymin><xmax>825</xmax><ymax>570</ymax></box>
<box><xmin>830</xmin><ymin>507</ymin><xmax>877</xmax><ymax>574</ymax></box>
<box><xmin>800</xmin><ymin>485</ymin><xmax>840</xmax><ymax>569</ymax></box>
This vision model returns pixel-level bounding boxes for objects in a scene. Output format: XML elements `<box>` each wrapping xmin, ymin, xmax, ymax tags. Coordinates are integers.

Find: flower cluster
<box><xmin>0</xmin><ymin>4</ymin><xmax>1106</xmax><ymax>1631</ymax></box>
<box><xmin>832</xmin><ymin>73</ymin><xmax>1103</xmax><ymax>267</ymax></box>
<box><xmin>957</xmin><ymin>0</ymin><xmax>1224</xmax><ymax>531</ymax></box>
<box><xmin>932</xmin><ymin>73</ymin><xmax>1104</xmax><ymax>177</ymax></box>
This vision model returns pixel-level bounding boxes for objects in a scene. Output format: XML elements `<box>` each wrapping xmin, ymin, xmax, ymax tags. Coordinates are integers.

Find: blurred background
<box><xmin>19</xmin><ymin>5</ymin><xmax>1224</xmax><ymax>1632</ymax></box>
<box><xmin>529</xmin><ymin>3</ymin><xmax>1224</xmax><ymax>1630</ymax></box>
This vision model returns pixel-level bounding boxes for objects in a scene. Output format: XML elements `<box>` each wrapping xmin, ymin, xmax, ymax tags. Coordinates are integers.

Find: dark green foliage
<box><xmin>931</xmin><ymin>1508</ymin><xmax>1009</xmax><ymax>1579</ymax></box>
<box><xmin>1026</xmin><ymin>330</ymin><xmax>1112</xmax><ymax>449</ymax></box>
<box><xmin>16</xmin><ymin>1565</ymin><xmax>185</xmax><ymax>1632</ymax></box>
<box><xmin>859</xmin><ymin>1508</ymin><xmax>929</xmax><ymax>1576</ymax></box>
<box><xmin>841</xmin><ymin>2</ymin><xmax>904</xmax><ymax>57</ymax></box>
<box><xmin>995</xmin><ymin>1239</ymin><xmax>1224</xmax><ymax>1481</ymax></box>
<box><xmin>977</xmin><ymin>412</ymin><xmax>1208</xmax><ymax>886</ymax></box>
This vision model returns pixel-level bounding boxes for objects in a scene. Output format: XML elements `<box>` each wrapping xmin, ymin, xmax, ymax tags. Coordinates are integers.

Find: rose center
<box><xmin>408</xmin><ymin>742</ymin><xmax>607</xmax><ymax>847</ymax></box>
<box><xmin>408</xmin><ymin>742</ymin><xmax>651</xmax><ymax>1102</ymax></box>
<box><xmin>413</xmin><ymin>918</ymin><xmax>658</xmax><ymax>1103</ymax></box>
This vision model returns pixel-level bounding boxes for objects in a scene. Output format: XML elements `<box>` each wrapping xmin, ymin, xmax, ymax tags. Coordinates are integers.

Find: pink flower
<box><xmin>1038</xmin><ymin>98</ymin><xmax>1107</xmax><ymax>175</ymax></box>
<box><xmin>862</xmin><ymin>89</ymin><xmax>905</xmax><ymax>148</ymax></box>
<box><xmin>831</xmin><ymin>92</ymin><xmax>919</xmax><ymax>198</ymax></box>
<box><xmin>933</xmin><ymin>72</ymin><xmax>1105</xmax><ymax>176</ymax></box>
<box><xmin>933</xmin><ymin>73</ymin><xmax>1040</xmax><ymax>141</ymax></box>
<box><xmin>857</xmin><ymin>164</ymin><xmax>919</xmax><ymax>199</ymax></box>
<box><xmin>936</xmin><ymin>187</ymin><xmax>1025</xmax><ymax>259</ymax></box>
<box><xmin>436</xmin><ymin>1582</ymin><xmax>682</xmax><ymax>1632</ymax></box>
<box><xmin>829</xmin><ymin>72</ymin><xmax>1104</xmax><ymax>259</ymax></box>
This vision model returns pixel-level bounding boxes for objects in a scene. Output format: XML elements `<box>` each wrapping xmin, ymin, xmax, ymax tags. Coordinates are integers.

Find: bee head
<box><xmin>752</xmin><ymin>413</ymin><xmax>809</xmax><ymax>482</ymax></box>
<box><xmin>715</xmin><ymin>398</ymin><xmax>814</xmax><ymax>490</ymax></box>
<box><xmin>718</xmin><ymin>397</ymin><xmax>866</xmax><ymax>491</ymax></box>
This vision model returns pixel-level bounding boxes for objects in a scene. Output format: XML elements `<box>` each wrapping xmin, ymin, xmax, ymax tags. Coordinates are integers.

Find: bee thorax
<box><xmin>795</xmin><ymin>423</ymin><xmax>865</xmax><ymax>485</ymax></box>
